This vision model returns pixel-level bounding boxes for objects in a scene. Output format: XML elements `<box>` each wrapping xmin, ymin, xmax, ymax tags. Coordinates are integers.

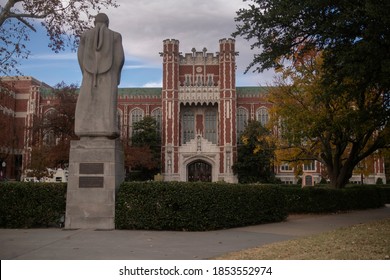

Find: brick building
<box><xmin>0</xmin><ymin>77</ymin><xmax>53</xmax><ymax>180</ymax></box>
<box><xmin>0</xmin><ymin>38</ymin><xmax>386</xmax><ymax>183</ymax></box>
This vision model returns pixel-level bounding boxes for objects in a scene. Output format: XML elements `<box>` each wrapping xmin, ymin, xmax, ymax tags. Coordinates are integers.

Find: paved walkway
<box><xmin>1</xmin><ymin>206</ymin><xmax>389</xmax><ymax>260</ymax></box>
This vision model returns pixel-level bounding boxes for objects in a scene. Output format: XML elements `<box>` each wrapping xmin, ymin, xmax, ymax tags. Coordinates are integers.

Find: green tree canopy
<box><xmin>235</xmin><ymin>0</ymin><xmax>390</xmax><ymax>188</ymax></box>
<box><xmin>131</xmin><ymin>116</ymin><xmax>161</xmax><ymax>149</ymax></box>
<box><xmin>234</xmin><ymin>0</ymin><xmax>390</xmax><ymax>84</ymax></box>
<box><xmin>125</xmin><ymin>116</ymin><xmax>161</xmax><ymax>180</ymax></box>
<box><xmin>234</xmin><ymin>0</ymin><xmax>390</xmax><ymax>113</ymax></box>
<box><xmin>233</xmin><ymin>120</ymin><xmax>275</xmax><ymax>183</ymax></box>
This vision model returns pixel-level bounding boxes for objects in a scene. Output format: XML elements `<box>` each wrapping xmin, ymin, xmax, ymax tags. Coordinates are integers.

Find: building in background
<box><xmin>0</xmin><ymin>77</ymin><xmax>53</xmax><ymax>180</ymax></box>
<box><xmin>0</xmin><ymin>39</ymin><xmax>386</xmax><ymax>183</ymax></box>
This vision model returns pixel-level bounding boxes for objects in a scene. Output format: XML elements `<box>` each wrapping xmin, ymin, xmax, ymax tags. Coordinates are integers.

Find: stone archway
<box><xmin>187</xmin><ymin>160</ymin><xmax>212</xmax><ymax>182</ymax></box>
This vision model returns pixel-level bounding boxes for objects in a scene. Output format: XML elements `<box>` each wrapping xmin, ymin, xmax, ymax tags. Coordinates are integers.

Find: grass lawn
<box><xmin>214</xmin><ymin>218</ymin><xmax>390</xmax><ymax>260</ymax></box>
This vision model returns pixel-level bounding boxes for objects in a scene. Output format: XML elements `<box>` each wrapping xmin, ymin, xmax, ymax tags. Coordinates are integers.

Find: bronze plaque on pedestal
<box><xmin>79</xmin><ymin>176</ymin><xmax>104</xmax><ymax>188</ymax></box>
<box><xmin>79</xmin><ymin>163</ymin><xmax>104</xmax><ymax>174</ymax></box>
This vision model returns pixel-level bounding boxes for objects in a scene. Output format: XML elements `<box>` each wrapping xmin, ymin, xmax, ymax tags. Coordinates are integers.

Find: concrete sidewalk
<box><xmin>1</xmin><ymin>206</ymin><xmax>389</xmax><ymax>260</ymax></box>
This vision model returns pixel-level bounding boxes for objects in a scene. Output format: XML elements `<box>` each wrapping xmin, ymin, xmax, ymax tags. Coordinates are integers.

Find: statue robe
<box><xmin>75</xmin><ymin>23</ymin><xmax>124</xmax><ymax>138</ymax></box>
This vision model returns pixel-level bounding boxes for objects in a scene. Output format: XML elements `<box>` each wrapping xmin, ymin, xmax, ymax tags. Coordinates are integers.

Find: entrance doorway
<box><xmin>187</xmin><ymin>160</ymin><xmax>212</xmax><ymax>182</ymax></box>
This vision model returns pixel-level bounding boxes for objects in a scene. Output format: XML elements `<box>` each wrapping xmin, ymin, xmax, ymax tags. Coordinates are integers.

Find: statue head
<box><xmin>94</xmin><ymin>13</ymin><xmax>109</xmax><ymax>27</ymax></box>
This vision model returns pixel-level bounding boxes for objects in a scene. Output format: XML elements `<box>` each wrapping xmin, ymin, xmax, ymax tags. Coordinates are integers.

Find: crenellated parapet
<box><xmin>180</xmin><ymin>51</ymin><xmax>219</xmax><ymax>65</ymax></box>
<box><xmin>160</xmin><ymin>39</ymin><xmax>180</xmax><ymax>56</ymax></box>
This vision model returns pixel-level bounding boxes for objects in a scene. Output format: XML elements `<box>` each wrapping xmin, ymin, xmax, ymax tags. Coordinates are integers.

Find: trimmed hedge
<box><xmin>115</xmin><ymin>181</ymin><xmax>288</xmax><ymax>231</ymax></box>
<box><xmin>0</xmin><ymin>181</ymin><xmax>387</xmax><ymax>230</ymax></box>
<box><xmin>283</xmin><ymin>185</ymin><xmax>385</xmax><ymax>213</ymax></box>
<box><xmin>0</xmin><ymin>182</ymin><xmax>66</xmax><ymax>228</ymax></box>
<box><xmin>379</xmin><ymin>186</ymin><xmax>390</xmax><ymax>204</ymax></box>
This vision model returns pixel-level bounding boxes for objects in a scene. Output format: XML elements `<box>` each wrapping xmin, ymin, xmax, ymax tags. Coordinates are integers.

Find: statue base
<box><xmin>65</xmin><ymin>138</ymin><xmax>124</xmax><ymax>230</ymax></box>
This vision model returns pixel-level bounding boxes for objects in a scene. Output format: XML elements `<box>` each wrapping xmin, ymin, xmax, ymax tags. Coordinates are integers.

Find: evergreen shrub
<box><xmin>0</xmin><ymin>182</ymin><xmax>66</xmax><ymax>228</ymax></box>
<box><xmin>0</xmin><ymin>181</ymin><xmax>387</xmax><ymax>230</ymax></box>
<box><xmin>283</xmin><ymin>185</ymin><xmax>385</xmax><ymax>213</ymax></box>
<box><xmin>379</xmin><ymin>185</ymin><xmax>390</xmax><ymax>204</ymax></box>
<box><xmin>115</xmin><ymin>181</ymin><xmax>288</xmax><ymax>231</ymax></box>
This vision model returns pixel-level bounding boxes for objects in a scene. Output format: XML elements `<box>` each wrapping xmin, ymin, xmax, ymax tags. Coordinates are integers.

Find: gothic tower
<box><xmin>160</xmin><ymin>38</ymin><xmax>238</xmax><ymax>182</ymax></box>
<box><xmin>218</xmin><ymin>38</ymin><xmax>237</xmax><ymax>181</ymax></box>
<box><xmin>161</xmin><ymin>39</ymin><xmax>180</xmax><ymax>180</ymax></box>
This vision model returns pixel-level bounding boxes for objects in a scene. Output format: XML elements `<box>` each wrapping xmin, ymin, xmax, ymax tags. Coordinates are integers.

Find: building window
<box><xmin>207</xmin><ymin>74</ymin><xmax>214</xmax><ymax>86</ymax></box>
<box><xmin>236</xmin><ymin>107</ymin><xmax>248</xmax><ymax>141</ymax></box>
<box><xmin>256</xmin><ymin>107</ymin><xmax>269</xmax><ymax>126</ymax></box>
<box><xmin>195</xmin><ymin>74</ymin><xmax>203</xmax><ymax>86</ymax></box>
<box><xmin>43</xmin><ymin>109</ymin><xmax>56</xmax><ymax>146</ymax></box>
<box><xmin>129</xmin><ymin>108</ymin><xmax>144</xmax><ymax>137</ymax></box>
<box><xmin>303</xmin><ymin>161</ymin><xmax>316</xmax><ymax>171</ymax></box>
<box><xmin>280</xmin><ymin>163</ymin><xmax>293</xmax><ymax>172</ymax></box>
<box><xmin>182</xmin><ymin>109</ymin><xmax>194</xmax><ymax>144</ymax></box>
<box><xmin>184</xmin><ymin>74</ymin><xmax>192</xmax><ymax>86</ymax></box>
<box><xmin>205</xmin><ymin>110</ymin><xmax>217</xmax><ymax>144</ymax></box>
<box><xmin>151</xmin><ymin>108</ymin><xmax>162</xmax><ymax>135</ymax></box>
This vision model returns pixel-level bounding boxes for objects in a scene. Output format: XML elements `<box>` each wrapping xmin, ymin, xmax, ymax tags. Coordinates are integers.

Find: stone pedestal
<box><xmin>65</xmin><ymin>138</ymin><xmax>124</xmax><ymax>229</ymax></box>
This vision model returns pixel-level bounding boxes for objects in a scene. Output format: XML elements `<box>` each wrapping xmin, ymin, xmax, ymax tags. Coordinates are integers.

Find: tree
<box><xmin>269</xmin><ymin>52</ymin><xmax>390</xmax><ymax>188</ymax></box>
<box><xmin>235</xmin><ymin>0</ymin><xmax>390</xmax><ymax>188</ymax></box>
<box><xmin>29</xmin><ymin>82</ymin><xmax>78</xmax><ymax>172</ymax></box>
<box><xmin>232</xmin><ymin>120</ymin><xmax>275</xmax><ymax>183</ymax></box>
<box><xmin>233</xmin><ymin>0</ymin><xmax>390</xmax><ymax>94</ymax></box>
<box><xmin>125</xmin><ymin>116</ymin><xmax>161</xmax><ymax>180</ymax></box>
<box><xmin>0</xmin><ymin>0</ymin><xmax>118</xmax><ymax>75</ymax></box>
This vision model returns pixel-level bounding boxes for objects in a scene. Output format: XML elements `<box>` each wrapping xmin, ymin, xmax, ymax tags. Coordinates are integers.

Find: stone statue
<box><xmin>75</xmin><ymin>13</ymin><xmax>124</xmax><ymax>138</ymax></box>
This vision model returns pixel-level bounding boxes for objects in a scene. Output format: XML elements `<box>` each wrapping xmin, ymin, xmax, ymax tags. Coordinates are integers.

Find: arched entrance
<box><xmin>187</xmin><ymin>160</ymin><xmax>212</xmax><ymax>182</ymax></box>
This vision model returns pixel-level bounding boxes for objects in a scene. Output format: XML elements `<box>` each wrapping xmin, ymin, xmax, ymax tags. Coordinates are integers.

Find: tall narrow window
<box><xmin>207</xmin><ymin>74</ymin><xmax>214</xmax><ymax>86</ymax></box>
<box><xmin>205</xmin><ymin>110</ymin><xmax>217</xmax><ymax>144</ymax></box>
<box><xmin>237</xmin><ymin>107</ymin><xmax>248</xmax><ymax>141</ymax></box>
<box><xmin>43</xmin><ymin>109</ymin><xmax>56</xmax><ymax>146</ymax></box>
<box><xmin>184</xmin><ymin>74</ymin><xmax>192</xmax><ymax>86</ymax></box>
<box><xmin>182</xmin><ymin>109</ymin><xmax>194</xmax><ymax>144</ymax></box>
<box><xmin>257</xmin><ymin>107</ymin><xmax>269</xmax><ymax>126</ymax></box>
<box><xmin>151</xmin><ymin>108</ymin><xmax>162</xmax><ymax>136</ymax></box>
<box><xmin>196</xmin><ymin>74</ymin><xmax>203</xmax><ymax>86</ymax></box>
<box><xmin>129</xmin><ymin>108</ymin><xmax>144</xmax><ymax>137</ymax></box>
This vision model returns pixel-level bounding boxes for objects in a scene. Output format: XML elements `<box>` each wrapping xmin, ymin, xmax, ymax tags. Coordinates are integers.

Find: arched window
<box><xmin>129</xmin><ymin>108</ymin><xmax>144</xmax><ymax>137</ymax></box>
<box><xmin>43</xmin><ymin>109</ymin><xmax>57</xmax><ymax>146</ymax></box>
<box><xmin>236</xmin><ymin>107</ymin><xmax>248</xmax><ymax>140</ymax></box>
<box><xmin>256</xmin><ymin>107</ymin><xmax>269</xmax><ymax>126</ymax></box>
<box><xmin>151</xmin><ymin>108</ymin><xmax>162</xmax><ymax>135</ymax></box>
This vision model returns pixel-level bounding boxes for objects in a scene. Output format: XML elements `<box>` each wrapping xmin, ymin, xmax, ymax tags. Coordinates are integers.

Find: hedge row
<box><xmin>283</xmin><ymin>186</ymin><xmax>386</xmax><ymax>213</ymax></box>
<box><xmin>379</xmin><ymin>186</ymin><xmax>390</xmax><ymax>204</ymax></box>
<box><xmin>115</xmin><ymin>181</ymin><xmax>288</xmax><ymax>231</ymax></box>
<box><xmin>0</xmin><ymin>181</ymin><xmax>388</xmax><ymax>230</ymax></box>
<box><xmin>0</xmin><ymin>182</ymin><xmax>66</xmax><ymax>228</ymax></box>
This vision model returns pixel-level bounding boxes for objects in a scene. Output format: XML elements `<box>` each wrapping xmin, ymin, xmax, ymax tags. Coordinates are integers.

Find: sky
<box><xmin>10</xmin><ymin>0</ymin><xmax>276</xmax><ymax>88</ymax></box>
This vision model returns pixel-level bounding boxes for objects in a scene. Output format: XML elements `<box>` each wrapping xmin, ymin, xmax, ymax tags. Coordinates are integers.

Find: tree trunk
<box><xmin>327</xmin><ymin>162</ymin><xmax>354</xmax><ymax>189</ymax></box>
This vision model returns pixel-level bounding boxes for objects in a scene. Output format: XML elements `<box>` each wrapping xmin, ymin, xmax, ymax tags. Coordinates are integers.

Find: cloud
<box><xmin>98</xmin><ymin>0</ymin><xmax>275</xmax><ymax>84</ymax></box>
<box><xmin>123</xmin><ymin>64</ymin><xmax>161</xmax><ymax>70</ymax></box>
<box><xmin>142</xmin><ymin>81</ymin><xmax>163</xmax><ymax>88</ymax></box>
<box><xmin>17</xmin><ymin>0</ymin><xmax>276</xmax><ymax>86</ymax></box>
<box><xmin>29</xmin><ymin>53</ymin><xmax>77</xmax><ymax>61</ymax></box>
